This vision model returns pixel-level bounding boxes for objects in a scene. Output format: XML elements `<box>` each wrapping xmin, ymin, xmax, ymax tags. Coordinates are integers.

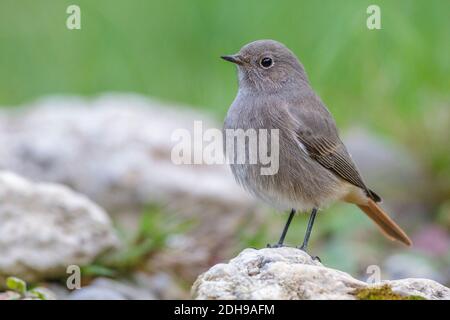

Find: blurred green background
<box><xmin>1</xmin><ymin>0</ymin><xmax>448</xmax><ymax>117</ymax></box>
<box><xmin>0</xmin><ymin>0</ymin><xmax>449</xmax><ymax>293</ymax></box>
<box><xmin>1</xmin><ymin>0</ymin><xmax>449</xmax><ymax>183</ymax></box>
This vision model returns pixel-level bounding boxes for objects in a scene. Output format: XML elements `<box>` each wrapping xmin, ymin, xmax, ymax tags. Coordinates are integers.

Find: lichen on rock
<box><xmin>352</xmin><ymin>284</ymin><xmax>426</xmax><ymax>300</ymax></box>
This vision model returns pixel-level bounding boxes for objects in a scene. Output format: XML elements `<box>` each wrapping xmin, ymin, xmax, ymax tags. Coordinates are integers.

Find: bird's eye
<box><xmin>260</xmin><ymin>57</ymin><xmax>273</xmax><ymax>69</ymax></box>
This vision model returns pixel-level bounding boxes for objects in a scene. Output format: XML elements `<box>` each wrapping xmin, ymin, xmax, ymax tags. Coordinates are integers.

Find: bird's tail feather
<box><xmin>357</xmin><ymin>199</ymin><xmax>412</xmax><ymax>246</ymax></box>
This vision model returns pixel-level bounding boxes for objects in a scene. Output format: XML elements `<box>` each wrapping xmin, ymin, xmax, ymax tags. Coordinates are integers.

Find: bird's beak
<box><xmin>221</xmin><ymin>54</ymin><xmax>244</xmax><ymax>65</ymax></box>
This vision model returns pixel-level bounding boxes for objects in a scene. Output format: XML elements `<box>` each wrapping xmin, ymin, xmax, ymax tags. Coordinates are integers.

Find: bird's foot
<box><xmin>266</xmin><ymin>243</ymin><xmax>285</xmax><ymax>248</ymax></box>
<box><xmin>297</xmin><ymin>245</ymin><xmax>321</xmax><ymax>262</ymax></box>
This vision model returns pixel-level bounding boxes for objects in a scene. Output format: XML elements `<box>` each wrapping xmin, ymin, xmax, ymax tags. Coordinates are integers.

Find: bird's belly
<box><xmin>224</xmin><ymin>104</ymin><xmax>349</xmax><ymax>212</ymax></box>
<box><xmin>230</xmin><ymin>155</ymin><xmax>348</xmax><ymax>213</ymax></box>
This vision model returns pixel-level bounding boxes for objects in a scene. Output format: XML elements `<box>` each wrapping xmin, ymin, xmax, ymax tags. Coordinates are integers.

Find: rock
<box><xmin>68</xmin><ymin>277</ymin><xmax>156</xmax><ymax>300</ymax></box>
<box><xmin>48</xmin><ymin>271</ymin><xmax>187</xmax><ymax>300</ymax></box>
<box><xmin>132</xmin><ymin>272</ymin><xmax>188</xmax><ymax>299</ymax></box>
<box><xmin>68</xmin><ymin>286</ymin><xmax>126</xmax><ymax>300</ymax></box>
<box><xmin>67</xmin><ymin>272</ymin><xmax>187</xmax><ymax>300</ymax></box>
<box><xmin>0</xmin><ymin>171</ymin><xmax>120</xmax><ymax>282</ymax></box>
<box><xmin>388</xmin><ymin>279</ymin><xmax>450</xmax><ymax>300</ymax></box>
<box><xmin>192</xmin><ymin>247</ymin><xmax>450</xmax><ymax>300</ymax></box>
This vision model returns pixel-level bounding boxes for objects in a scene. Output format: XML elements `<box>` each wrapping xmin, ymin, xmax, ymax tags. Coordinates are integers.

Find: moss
<box><xmin>353</xmin><ymin>285</ymin><xmax>426</xmax><ymax>300</ymax></box>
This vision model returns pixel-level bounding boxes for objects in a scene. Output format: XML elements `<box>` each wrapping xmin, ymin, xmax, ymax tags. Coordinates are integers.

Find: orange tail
<box><xmin>357</xmin><ymin>199</ymin><xmax>412</xmax><ymax>246</ymax></box>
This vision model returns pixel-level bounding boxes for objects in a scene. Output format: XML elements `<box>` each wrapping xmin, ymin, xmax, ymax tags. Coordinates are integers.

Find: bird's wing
<box><xmin>287</xmin><ymin>100</ymin><xmax>381</xmax><ymax>202</ymax></box>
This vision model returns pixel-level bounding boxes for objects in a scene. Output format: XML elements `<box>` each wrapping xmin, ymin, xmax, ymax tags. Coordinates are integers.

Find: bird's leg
<box><xmin>267</xmin><ymin>209</ymin><xmax>295</xmax><ymax>248</ymax></box>
<box><xmin>298</xmin><ymin>207</ymin><xmax>321</xmax><ymax>261</ymax></box>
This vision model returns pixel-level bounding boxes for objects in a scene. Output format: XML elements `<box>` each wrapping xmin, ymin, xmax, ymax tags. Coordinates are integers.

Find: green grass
<box><xmin>82</xmin><ymin>204</ymin><xmax>193</xmax><ymax>277</ymax></box>
<box><xmin>0</xmin><ymin>0</ymin><xmax>448</xmax><ymax>126</ymax></box>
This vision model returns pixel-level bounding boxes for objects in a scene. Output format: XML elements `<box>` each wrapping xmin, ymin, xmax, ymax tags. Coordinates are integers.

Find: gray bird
<box><xmin>222</xmin><ymin>40</ymin><xmax>412</xmax><ymax>253</ymax></box>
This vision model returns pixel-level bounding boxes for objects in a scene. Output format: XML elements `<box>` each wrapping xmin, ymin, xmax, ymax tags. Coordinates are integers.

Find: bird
<box><xmin>221</xmin><ymin>39</ymin><xmax>412</xmax><ymax>255</ymax></box>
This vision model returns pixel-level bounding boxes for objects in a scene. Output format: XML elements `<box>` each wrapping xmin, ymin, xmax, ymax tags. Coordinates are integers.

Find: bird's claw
<box><xmin>297</xmin><ymin>246</ymin><xmax>321</xmax><ymax>262</ymax></box>
<box><xmin>267</xmin><ymin>243</ymin><xmax>284</xmax><ymax>248</ymax></box>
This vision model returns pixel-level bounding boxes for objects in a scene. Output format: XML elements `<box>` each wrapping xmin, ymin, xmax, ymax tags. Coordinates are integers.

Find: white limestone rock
<box><xmin>192</xmin><ymin>247</ymin><xmax>450</xmax><ymax>300</ymax></box>
<box><xmin>0</xmin><ymin>171</ymin><xmax>120</xmax><ymax>282</ymax></box>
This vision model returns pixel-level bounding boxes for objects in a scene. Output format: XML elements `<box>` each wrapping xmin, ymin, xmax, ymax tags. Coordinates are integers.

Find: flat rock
<box><xmin>192</xmin><ymin>247</ymin><xmax>450</xmax><ymax>300</ymax></box>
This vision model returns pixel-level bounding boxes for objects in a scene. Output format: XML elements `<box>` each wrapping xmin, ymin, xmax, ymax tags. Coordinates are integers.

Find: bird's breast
<box><xmin>224</xmin><ymin>100</ymin><xmax>344</xmax><ymax>211</ymax></box>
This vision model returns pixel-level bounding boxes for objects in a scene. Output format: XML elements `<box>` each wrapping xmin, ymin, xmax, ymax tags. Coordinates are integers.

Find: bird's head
<box><xmin>221</xmin><ymin>40</ymin><xmax>309</xmax><ymax>93</ymax></box>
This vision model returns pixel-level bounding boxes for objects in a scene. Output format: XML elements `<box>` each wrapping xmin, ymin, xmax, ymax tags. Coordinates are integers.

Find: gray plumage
<box><xmin>222</xmin><ymin>39</ymin><xmax>412</xmax><ymax>247</ymax></box>
<box><xmin>223</xmin><ymin>40</ymin><xmax>379</xmax><ymax>212</ymax></box>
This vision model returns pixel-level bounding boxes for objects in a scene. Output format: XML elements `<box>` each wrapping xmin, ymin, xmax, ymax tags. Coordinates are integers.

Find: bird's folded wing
<box><xmin>296</xmin><ymin>133</ymin><xmax>366</xmax><ymax>190</ymax></box>
<box><xmin>287</xmin><ymin>102</ymin><xmax>380</xmax><ymax>202</ymax></box>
